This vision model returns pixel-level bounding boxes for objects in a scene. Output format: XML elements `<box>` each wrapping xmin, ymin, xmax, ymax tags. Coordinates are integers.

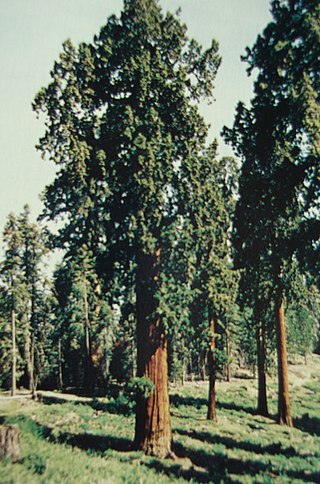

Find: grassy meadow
<box><xmin>1</xmin><ymin>355</ymin><xmax>320</xmax><ymax>483</ymax></box>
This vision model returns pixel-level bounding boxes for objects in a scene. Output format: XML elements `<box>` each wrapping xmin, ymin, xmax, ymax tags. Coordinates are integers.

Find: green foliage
<box><xmin>109</xmin><ymin>340</ymin><xmax>133</xmax><ymax>384</ymax></box>
<box><xmin>124</xmin><ymin>376</ymin><xmax>154</xmax><ymax>400</ymax></box>
<box><xmin>33</xmin><ymin>0</ymin><xmax>222</xmax><ymax>341</ymax></box>
<box><xmin>52</xmin><ymin>249</ymin><xmax>116</xmax><ymax>390</ymax></box>
<box><xmin>23</xmin><ymin>453</ymin><xmax>47</xmax><ymax>475</ymax></box>
<box><xmin>223</xmin><ymin>0</ymin><xmax>320</xmax><ymax>412</ymax></box>
<box><xmin>187</xmin><ymin>150</ymin><xmax>239</xmax><ymax>383</ymax></box>
<box><xmin>0</xmin><ymin>207</ymin><xmax>50</xmax><ymax>391</ymax></box>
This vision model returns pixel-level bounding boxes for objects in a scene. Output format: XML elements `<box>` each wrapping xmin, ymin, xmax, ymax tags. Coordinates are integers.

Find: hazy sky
<box><xmin>0</xmin><ymin>0</ymin><xmax>272</xmax><ymax>244</ymax></box>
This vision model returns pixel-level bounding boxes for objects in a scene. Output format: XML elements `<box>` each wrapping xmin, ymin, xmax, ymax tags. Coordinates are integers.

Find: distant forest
<box><xmin>0</xmin><ymin>0</ymin><xmax>319</xmax><ymax>457</ymax></box>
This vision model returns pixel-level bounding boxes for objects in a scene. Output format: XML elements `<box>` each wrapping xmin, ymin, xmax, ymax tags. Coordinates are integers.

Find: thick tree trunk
<box><xmin>257</xmin><ymin>324</ymin><xmax>268</xmax><ymax>417</ymax></box>
<box><xmin>0</xmin><ymin>425</ymin><xmax>20</xmax><ymax>462</ymax></box>
<box><xmin>11</xmin><ymin>309</ymin><xmax>16</xmax><ymax>397</ymax></box>
<box><xmin>134</xmin><ymin>251</ymin><xmax>172</xmax><ymax>458</ymax></box>
<box><xmin>207</xmin><ymin>314</ymin><xmax>217</xmax><ymax>421</ymax></box>
<box><xmin>275</xmin><ymin>287</ymin><xmax>292</xmax><ymax>426</ymax></box>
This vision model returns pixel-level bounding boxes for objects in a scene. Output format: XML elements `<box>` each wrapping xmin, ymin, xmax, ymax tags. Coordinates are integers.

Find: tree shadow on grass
<box><xmin>42</xmin><ymin>393</ymin><xmax>257</xmax><ymax>421</ymax></box>
<box><xmin>175</xmin><ymin>428</ymin><xmax>297</xmax><ymax>457</ymax></box>
<box><xmin>144</xmin><ymin>456</ymin><xmax>217</xmax><ymax>483</ymax></box>
<box><xmin>172</xmin><ymin>429</ymin><xmax>320</xmax><ymax>483</ymax></box>
<box><xmin>216</xmin><ymin>400</ymin><xmax>257</xmax><ymax>415</ymax></box>
<box><xmin>7</xmin><ymin>414</ymin><xmax>132</xmax><ymax>453</ymax></box>
<box><xmin>170</xmin><ymin>394</ymin><xmax>207</xmax><ymax>408</ymax></box>
<box><xmin>6</xmin><ymin>414</ymin><xmax>320</xmax><ymax>482</ymax></box>
<box><xmin>170</xmin><ymin>393</ymin><xmax>257</xmax><ymax>416</ymax></box>
<box><xmin>294</xmin><ymin>414</ymin><xmax>320</xmax><ymax>437</ymax></box>
<box><xmin>50</xmin><ymin>429</ymin><xmax>132</xmax><ymax>453</ymax></box>
<box><xmin>146</xmin><ymin>441</ymin><xmax>272</xmax><ymax>483</ymax></box>
<box><xmin>56</xmin><ymin>384</ymin><xmax>121</xmax><ymax>399</ymax></box>
<box><xmin>41</xmin><ymin>394</ymin><xmax>133</xmax><ymax>417</ymax></box>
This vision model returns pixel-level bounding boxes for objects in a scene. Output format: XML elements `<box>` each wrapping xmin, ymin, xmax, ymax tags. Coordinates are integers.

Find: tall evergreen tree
<box><xmin>18</xmin><ymin>205</ymin><xmax>48</xmax><ymax>394</ymax></box>
<box><xmin>0</xmin><ymin>214</ymin><xmax>24</xmax><ymax>396</ymax></box>
<box><xmin>33</xmin><ymin>0</ymin><xmax>221</xmax><ymax>456</ymax></box>
<box><xmin>224</xmin><ymin>0</ymin><xmax>320</xmax><ymax>425</ymax></box>
<box><xmin>188</xmin><ymin>150</ymin><xmax>238</xmax><ymax>420</ymax></box>
<box><xmin>0</xmin><ymin>208</ymin><xmax>49</xmax><ymax>395</ymax></box>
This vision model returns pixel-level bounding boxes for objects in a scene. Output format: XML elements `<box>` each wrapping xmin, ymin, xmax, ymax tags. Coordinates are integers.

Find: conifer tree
<box><xmin>188</xmin><ymin>150</ymin><xmax>238</xmax><ymax>420</ymax></box>
<box><xmin>52</xmin><ymin>250</ymin><xmax>113</xmax><ymax>390</ymax></box>
<box><xmin>0</xmin><ymin>214</ymin><xmax>24</xmax><ymax>396</ymax></box>
<box><xmin>224</xmin><ymin>0</ymin><xmax>320</xmax><ymax>425</ymax></box>
<box><xmin>0</xmin><ymin>208</ymin><xmax>49</xmax><ymax>395</ymax></box>
<box><xmin>33</xmin><ymin>0</ymin><xmax>221</xmax><ymax>456</ymax></box>
<box><xmin>18</xmin><ymin>205</ymin><xmax>48</xmax><ymax>394</ymax></box>
<box><xmin>286</xmin><ymin>263</ymin><xmax>320</xmax><ymax>363</ymax></box>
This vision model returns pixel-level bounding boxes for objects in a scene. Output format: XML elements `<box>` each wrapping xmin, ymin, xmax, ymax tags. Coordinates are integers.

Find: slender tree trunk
<box><xmin>201</xmin><ymin>351</ymin><xmax>207</xmax><ymax>381</ymax></box>
<box><xmin>275</xmin><ymin>284</ymin><xmax>292</xmax><ymax>426</ymax></box>
<box><xmin>207</xmin><ymin>313</ymin><xmax>217</xmax><ymax>421</ymax></box>
<box><xmin>58</xmin><ymin>338</ymin><xmax>63</xmax><ymax>389</ymax></box>
<box><xmin>30</xmin><ymin>334</ymin><xmax>36</xmax><ymax>397</ymax></box>
<box><xmin>24</xmin><ymin>323</ymin><xmax>34</xmax><ymax>393</ymax></box>
<box><xmin>11</xmin><ymin>309</ymin><xmax>16</xmax><ymax>397</ymax></box>
<box><xmin>257</xmin><ymin>323</ymin><xmax>268</xmax><ymax>417</ymax></box>
<box><xmin>134</xmin><ymin>250</ymin><xmax>172</xmax><ymax>458</ymax></box>
<box><xmin>30</xmin><ymin>286</ymin><xmax>37</xmax><ymax>397</ymax></box>
<box><xmin>182</xmin><ymin>340</ymin><xmax>186</xmax><ymax>386</ymax></box>
<box><xmin>225</xmin><ymin>329</ymin><xmax>231</xmax><ymax>382</ymax></box>
<box><xmin>83</xmin><ymin>277</ymin><xmax>94</xmax><ymax>390</ymax></box>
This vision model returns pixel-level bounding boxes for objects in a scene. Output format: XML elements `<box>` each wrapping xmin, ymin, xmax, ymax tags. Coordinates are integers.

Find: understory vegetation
<box><xmin>1</xmin><ymin>355</ymin><xmax>320</xmax><ymax>483</ymax></box>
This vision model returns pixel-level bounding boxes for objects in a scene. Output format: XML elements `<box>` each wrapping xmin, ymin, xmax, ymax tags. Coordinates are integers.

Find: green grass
<box><xmin>1</xmin><ymin>355</ymin><xmax>320</xmax><ymax>483</ymax></box>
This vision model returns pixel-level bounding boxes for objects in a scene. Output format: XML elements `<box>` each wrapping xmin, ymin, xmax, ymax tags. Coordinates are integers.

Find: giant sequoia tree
<box><xmin>224</xmin><ymin>0</ymin><xmax>319</xmax><ymax>425</ymax></box>
<box><xmin>33</xmin><ymin>0</ymin><xmax>220</xmax><ymax>457</ymax></box>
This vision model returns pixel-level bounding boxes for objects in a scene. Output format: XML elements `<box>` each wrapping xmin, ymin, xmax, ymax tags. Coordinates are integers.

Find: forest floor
<box><xmin>1</xmin><ymin>354</ymin><xmax>320</xmax><ymax>483</ymax></box>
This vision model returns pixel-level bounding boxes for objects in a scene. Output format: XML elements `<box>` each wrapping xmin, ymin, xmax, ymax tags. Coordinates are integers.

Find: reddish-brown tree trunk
<box><xmin>207</xmin><ymin>313</ymin><xmax>216</xmax><ymax>421</ymax></box>
<box><xmin>134</xmin><ymin>251</ymin><xmax>172</xmax><ymax>458</ymax></box>
<box><xmin>275</xmin><ymin>288</ymin><xmax>292</xmax><ymax>426</ymax></box>
<box><xmin>257</xmin><ymin>324</ymin><xmax>268</xmax><ymax>417</ymax></box>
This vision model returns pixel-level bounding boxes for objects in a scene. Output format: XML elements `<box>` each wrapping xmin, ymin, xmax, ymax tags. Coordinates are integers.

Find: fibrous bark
<box><xmin>134</xmin><ymin>251</ymin><xmax>172</xmax><ymax>458</ymax></box>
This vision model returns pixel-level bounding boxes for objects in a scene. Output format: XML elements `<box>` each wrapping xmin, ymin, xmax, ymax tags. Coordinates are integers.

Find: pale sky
<box><xmin>0</xmin><ymin>0</ymin><xmax>272</xmax><ymax>251</ymax></box>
